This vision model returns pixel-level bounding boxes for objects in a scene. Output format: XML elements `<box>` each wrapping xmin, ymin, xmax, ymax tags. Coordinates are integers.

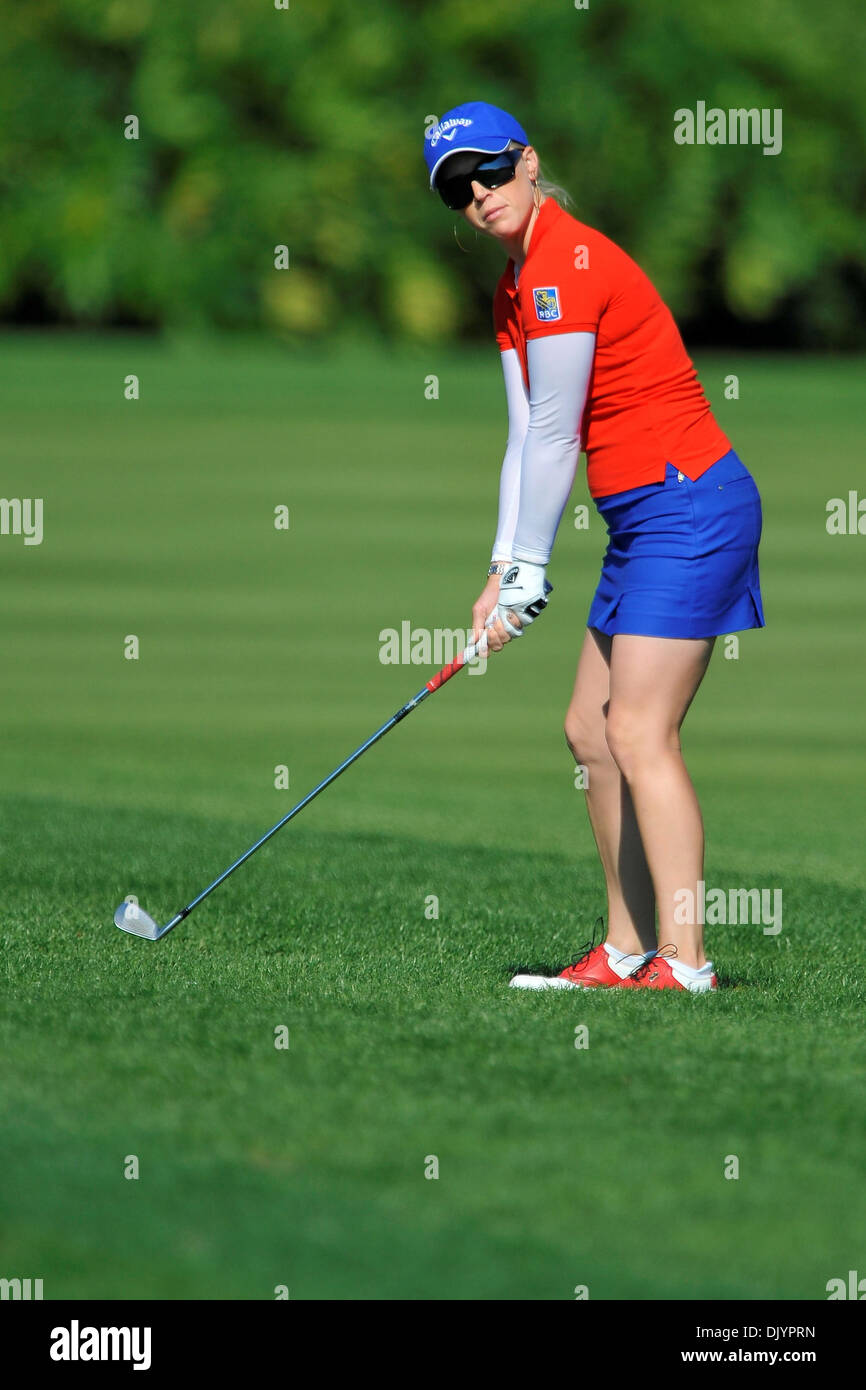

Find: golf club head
<box><xmin>114</xmin><ymin>900</ymin><xmax>164</xmax><ymax>940</ymax></box>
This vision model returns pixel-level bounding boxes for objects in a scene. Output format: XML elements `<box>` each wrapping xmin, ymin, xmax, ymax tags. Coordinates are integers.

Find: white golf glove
<box><xmin>497</xmin><ymin>562</ymin><xmax>553</xmax><ymax>638</ymax></box>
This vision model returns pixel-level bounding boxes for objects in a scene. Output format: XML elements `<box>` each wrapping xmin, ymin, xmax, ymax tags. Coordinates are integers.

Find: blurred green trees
<box><xmin>1</xmin><ymin>0</ymin><xmax>863</xmax><ymax>345</ymax></box>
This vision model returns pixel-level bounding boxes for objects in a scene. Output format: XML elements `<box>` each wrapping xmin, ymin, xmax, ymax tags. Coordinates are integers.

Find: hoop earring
<box><xmin>453</xmin><ymin>222</ymin><xmax>475</xmax><ymax>253</ymax></box>
<box><xmin>531</xmin><ymin>179</ymin><xmax>541</xmax><ymax>211</ymax></box>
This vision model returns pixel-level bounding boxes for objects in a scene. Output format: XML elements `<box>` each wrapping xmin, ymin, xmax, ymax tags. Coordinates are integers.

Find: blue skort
<box><xmin>587</xmin><ymin>449</ymin><xmax>765</xmax><ymax>639</ymax></box>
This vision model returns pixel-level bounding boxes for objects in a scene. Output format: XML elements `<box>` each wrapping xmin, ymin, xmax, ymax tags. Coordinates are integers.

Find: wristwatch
<box><xmin>488</xmin><ymin>562</ymin><xmax>510</xmax><ymax>577</ymax></box>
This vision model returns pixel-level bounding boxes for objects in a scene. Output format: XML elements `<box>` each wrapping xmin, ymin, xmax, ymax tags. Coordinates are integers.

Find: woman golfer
<box><xmin>424</xmin><ymin>102</ymin><xmax>764</xmax><ymax>993</ymax></box>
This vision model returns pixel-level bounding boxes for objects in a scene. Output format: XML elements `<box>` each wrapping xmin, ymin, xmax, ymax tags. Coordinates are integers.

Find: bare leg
<box><xmin>564</xmin><ymin>628</ymin><xmax>656</xmax><ymax>956</ymax></box>
<box><xmin>605</xmin><ymin>634</ymin><xmax>715</xmax><ymax>968</ymax></box>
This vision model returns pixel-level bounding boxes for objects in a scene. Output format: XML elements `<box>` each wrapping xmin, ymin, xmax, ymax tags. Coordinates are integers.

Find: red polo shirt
<box><xmin>493</xmin><ymin>198</ymin><xmax>730</xmax><ymax>498</ymax></box>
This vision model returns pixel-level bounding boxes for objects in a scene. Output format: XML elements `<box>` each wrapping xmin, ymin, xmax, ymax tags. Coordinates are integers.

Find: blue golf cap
<box><xmin>424</xmin><ymin>102</ymin><xmax>529</xmax><ymax>190</ymax></box>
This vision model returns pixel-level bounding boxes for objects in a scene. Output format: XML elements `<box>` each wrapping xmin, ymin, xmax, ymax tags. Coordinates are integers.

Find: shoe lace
<box><xmin>627</xmin><ymin>943</ymin><xmax>678</xmax><ymax>981</ymax></box>
<box><xmin>567</xmin><ymin>916</ymin><xmax>605</xmax><ymax>971</ymax></box>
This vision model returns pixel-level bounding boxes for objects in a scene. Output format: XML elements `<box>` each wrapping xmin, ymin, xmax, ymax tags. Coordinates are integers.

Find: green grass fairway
<box><xmin>1</xmin><ymin>333</ymin><xmax>864</xmax><ymax>1300</ymax></box>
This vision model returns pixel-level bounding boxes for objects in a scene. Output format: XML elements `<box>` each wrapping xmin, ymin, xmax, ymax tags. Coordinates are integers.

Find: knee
<box><xmin>604</xmin><ymin>709</ymin><xmax>639</xmax><ymax>778</ymax></box>
<box><xmin>564</xmin><ymin>706</ymin><xmax>608</xmax><ymax>766</ymax></box>
<box><xmin>605</xmin><ymin>706</ymin><xmax>679</xmax><ymax>779</ymax></box>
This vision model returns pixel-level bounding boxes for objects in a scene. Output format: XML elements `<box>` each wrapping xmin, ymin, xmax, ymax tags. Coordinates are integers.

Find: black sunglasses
<box><xmin>435</xmin><ymin>148</ymin><xmax>523</xmax><ymax>211</ymax></box>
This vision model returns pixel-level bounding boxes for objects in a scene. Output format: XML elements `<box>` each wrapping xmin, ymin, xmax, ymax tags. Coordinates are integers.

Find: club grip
<box><xmin>425</xmin><ymin>645</ymin><xmax>472</xmax><ymax>692</ymax></box>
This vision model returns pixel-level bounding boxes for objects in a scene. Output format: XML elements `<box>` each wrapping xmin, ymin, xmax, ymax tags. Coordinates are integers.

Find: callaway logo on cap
<box><xmin>424</xmin><ymin>101</ymin><xmax>529</xmax><ymax>190</ymax></box>
<box><xmin>428</xmin><ymin>117</ymin><xmax>473</xmax><ymax>148</ymax></box>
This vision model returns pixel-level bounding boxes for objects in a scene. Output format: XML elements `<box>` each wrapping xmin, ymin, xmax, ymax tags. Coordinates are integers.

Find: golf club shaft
<box><xmin>161</xmin><ymin>635</ymin><xmax>486</xmax><ymax>935</ymax></box>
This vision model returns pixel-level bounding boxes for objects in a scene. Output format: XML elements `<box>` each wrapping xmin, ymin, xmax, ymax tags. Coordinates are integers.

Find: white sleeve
<box><xmin>491</xmin><ymin>348</ymin><xmax>530</xmax><ymax>562</ymax></box>
<box><xmin>510</xmin><ymin>332</ymin><xmax>596</xmax><ymax>566</ymax></box>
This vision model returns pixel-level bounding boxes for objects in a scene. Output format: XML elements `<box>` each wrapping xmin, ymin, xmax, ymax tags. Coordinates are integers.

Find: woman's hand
<box><xmin>471</xmin><ymin>573</ymin><xmax>520</xmax><ymax>654</ymax></box>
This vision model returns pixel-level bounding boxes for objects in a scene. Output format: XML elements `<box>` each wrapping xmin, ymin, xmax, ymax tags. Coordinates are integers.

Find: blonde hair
<box><xmin>507</xmin><ymin>138</ymin><xmax>573</xmax><ymax>209</ymax></box>
<box><xmin>536</xmin><ymin>164</ymin><xmax>574</xmax><ymax>209</ymax></box>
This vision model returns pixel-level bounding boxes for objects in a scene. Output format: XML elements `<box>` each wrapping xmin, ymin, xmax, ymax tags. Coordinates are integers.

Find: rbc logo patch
<box><xmin>533</xmin><ymin>286</ymin><xmax>562</xmax><ymax>322</ymax></box>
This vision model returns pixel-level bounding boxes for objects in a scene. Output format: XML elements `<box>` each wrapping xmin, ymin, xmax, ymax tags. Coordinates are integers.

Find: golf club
<box><xmin>114</xmin><ymin>620</ymin><xmax>505</xmax><ymax>941</ymax></box>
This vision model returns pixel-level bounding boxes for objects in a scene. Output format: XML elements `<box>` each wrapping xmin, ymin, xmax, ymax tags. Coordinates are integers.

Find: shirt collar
<box><xmin>505</xmin><ymin>197</ymin><xmax>562</xmax><ymax>294</ymax></box>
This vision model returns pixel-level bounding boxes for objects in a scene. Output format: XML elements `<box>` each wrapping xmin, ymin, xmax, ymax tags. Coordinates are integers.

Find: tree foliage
<box><xmin>1</xmin><ymin>0</ymin><xmax>863</xmax><ymax>345</ymax></box>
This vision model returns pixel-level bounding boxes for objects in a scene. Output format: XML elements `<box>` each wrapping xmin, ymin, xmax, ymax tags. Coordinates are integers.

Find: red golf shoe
<box><xmin>620</xmin><ymin>947</ymin><xmax>718</xmax><ymax>993</ymax></box>
<box><xmin>509</xmin><ymin>925</ymin><xmax>644</xmax><ymax>991</ymax></box>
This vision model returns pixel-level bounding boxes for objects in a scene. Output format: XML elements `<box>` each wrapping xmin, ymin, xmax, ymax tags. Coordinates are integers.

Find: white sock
<box><xmin>670</xmin><ymin>958</ymin><xmax>714</xmax><ymax>980</ymax></box>
<box><xmin>604</xmin><ymin>942</ymin><xmax>646</xmax><ymax>979</ymax></box>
